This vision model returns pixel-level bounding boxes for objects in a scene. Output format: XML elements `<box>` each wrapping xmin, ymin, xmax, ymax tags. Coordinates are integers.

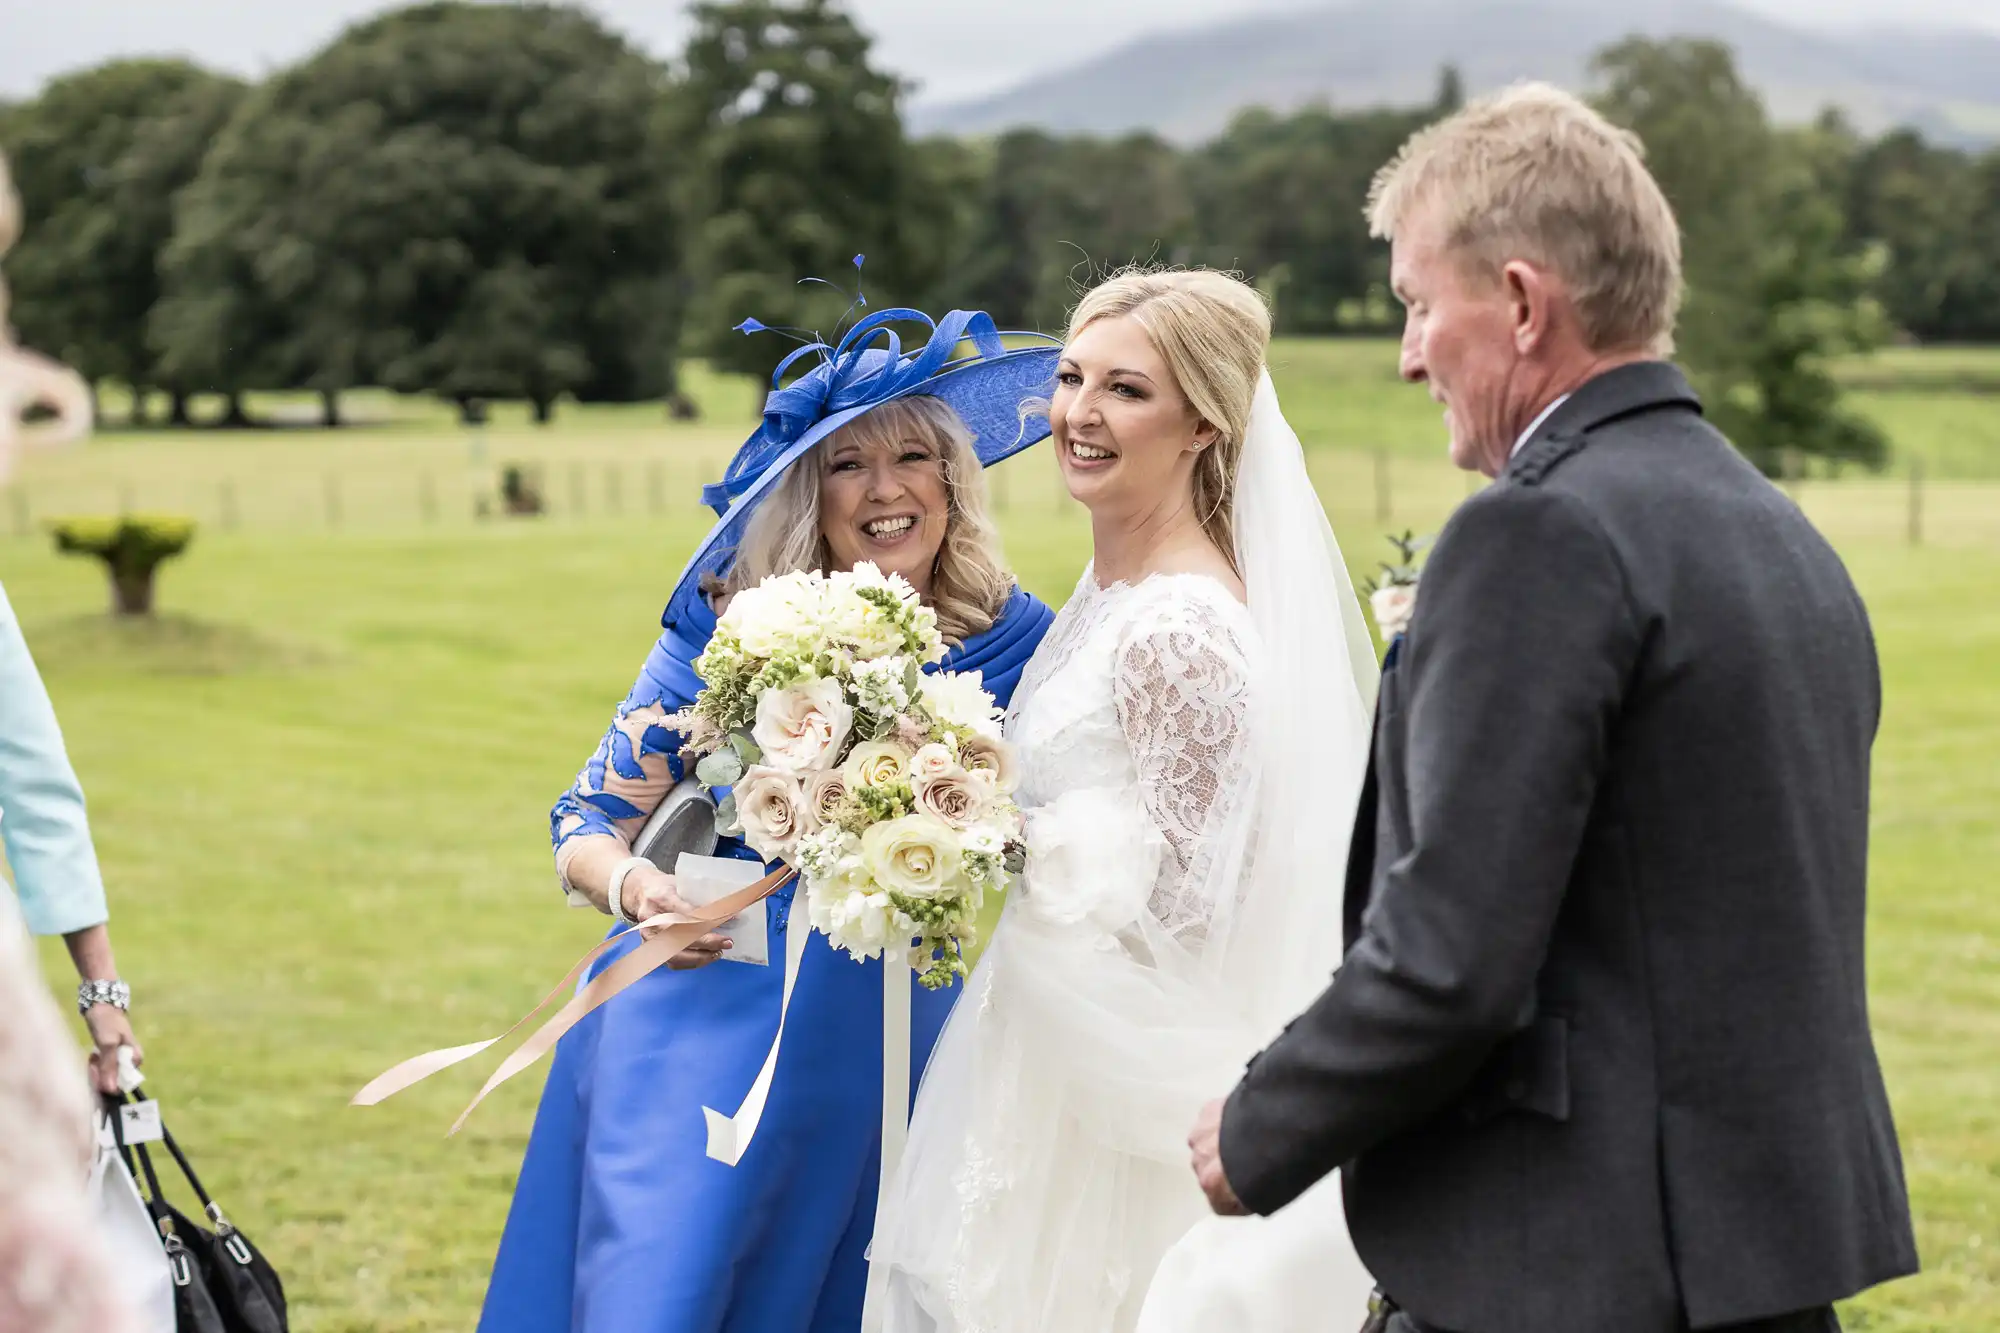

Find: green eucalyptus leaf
<box><xmin>697</xmin><ymin>750</ymin><xmax>745</xmax><ymax>788</ymax></box>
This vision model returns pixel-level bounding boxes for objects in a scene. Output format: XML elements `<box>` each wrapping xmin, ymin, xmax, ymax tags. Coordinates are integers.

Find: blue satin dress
<box><xmin>480</xmin><ymin>585</ymin><xmax>1053</xmax><ymax>1333</ymax></box>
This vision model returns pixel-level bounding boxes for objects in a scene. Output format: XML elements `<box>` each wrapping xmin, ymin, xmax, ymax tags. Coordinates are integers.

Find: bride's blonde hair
<box><xmin>1067</xmin><ymin>267</ymin><xmax>1271</xmax><ymax>560</ymax></box>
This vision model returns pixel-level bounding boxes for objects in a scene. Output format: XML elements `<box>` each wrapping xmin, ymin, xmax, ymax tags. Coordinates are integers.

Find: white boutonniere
<box><xmin>1363</xmin><ymin>530</ymin><xmax>1432</xmax><ymax>644</ymax></box>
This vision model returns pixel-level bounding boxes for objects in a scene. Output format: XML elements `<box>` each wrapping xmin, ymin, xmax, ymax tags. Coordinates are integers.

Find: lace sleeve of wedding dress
<box><xmin>1110</xmin><ymin>585</ymin><xmax>1257</xmax><ymax>951</ymax></box>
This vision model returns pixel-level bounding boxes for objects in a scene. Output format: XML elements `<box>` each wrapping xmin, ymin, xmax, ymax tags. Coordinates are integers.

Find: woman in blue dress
<box><xmin>480</xmin><ymin>308</ymin><xmax>1058</xmax><ymax>1333</ymax></box>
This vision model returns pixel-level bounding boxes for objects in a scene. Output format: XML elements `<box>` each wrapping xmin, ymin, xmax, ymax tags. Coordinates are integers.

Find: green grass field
<box><xmin>7</xmin><ymin>341</ymin><xmax>1997</xmax><ymax>1331</ymax></box>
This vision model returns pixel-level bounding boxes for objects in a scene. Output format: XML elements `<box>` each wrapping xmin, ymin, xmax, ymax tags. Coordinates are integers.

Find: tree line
<box><xmin>1</xmin><ymin>0</ymin><xmax>1995</xmax><ymax>468</ymax></box>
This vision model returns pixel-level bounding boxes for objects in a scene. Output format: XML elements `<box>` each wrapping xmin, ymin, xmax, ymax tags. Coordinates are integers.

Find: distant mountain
<box><xmin>910</xmin><ymin>0</ymin><xmax>2000</xmax><ymax>148</ymax></box>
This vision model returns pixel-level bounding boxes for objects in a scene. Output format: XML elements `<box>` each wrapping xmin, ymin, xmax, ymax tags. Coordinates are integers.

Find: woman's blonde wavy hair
<box><xmin>1066</xmin><ymin>267</ymin><xmax>1271</xmax><ymax>562</ymax></box>
<box><xmin>717</xmin><ymin>395</ymin><xmax>1014</xmax><ymax>645</ymax></box>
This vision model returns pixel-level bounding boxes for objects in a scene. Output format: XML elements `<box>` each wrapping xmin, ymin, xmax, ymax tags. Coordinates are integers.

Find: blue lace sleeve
<box><xmin>550</xmin><ymin>628</ymin><xmax>703</xmax><ymax>879</ymax></box>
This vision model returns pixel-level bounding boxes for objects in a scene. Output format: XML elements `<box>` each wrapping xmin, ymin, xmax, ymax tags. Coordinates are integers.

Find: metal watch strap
<box><xmin>77</xmin><ymin>978</ymin><xmax>131</xmax><ymax>1014</ymax></box>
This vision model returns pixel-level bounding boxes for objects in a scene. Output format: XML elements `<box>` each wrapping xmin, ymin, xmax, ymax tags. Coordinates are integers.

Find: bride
<box><xmin>870</xmin><ymin>268</ymin><xmax>1381</xmax><ymax>1331</ymax></box>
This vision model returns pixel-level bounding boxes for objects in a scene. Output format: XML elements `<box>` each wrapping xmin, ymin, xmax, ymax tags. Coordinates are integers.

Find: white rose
<box><xmin>862</xmin><ymin>813</ymin><xmax>964</xmax><ymax>900</ymax></box>
<box><xmin>921</xmin><ymin>671</ymin><xmax>1004</xmax><ymax>740</ymax></box>
<box><xmin>734</xmin><ymin>766</ymin><xmax>807</xmax><ymax>861</ymax></box>
<box><xmin>752</xmin><ymin>676</ymin><xmax>853</xmax><ymax>773</ymax></box>
<box><xmin>913</xmin><ymin>770</ymin><xmax>988</xmax><ymax>829</ymax></box>
<box><xmin>1370</xmin><ymin>584</ymin><xmax>1418</xmax><ymax>640</ymax></box>
<box><xmin>842</xmin><ymin>740</ymin><xmax>913</xmax><ymax>790</ymax></box>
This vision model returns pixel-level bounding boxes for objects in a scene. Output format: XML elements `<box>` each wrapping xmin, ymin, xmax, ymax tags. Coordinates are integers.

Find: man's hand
<box><xmin>1190</xmin><ymin>1097</ymin><xmax>1248</xmax><ymax>1216</ymax></box>
<box><xmin>82</xmin><ymin>1005</ymin><xmax>141</xmax><ymax>1096</ymax></box>
<box><xmin>623</xmin><ymin>865</ymin><xmax>732</xmax><ymax>969</ymax></box>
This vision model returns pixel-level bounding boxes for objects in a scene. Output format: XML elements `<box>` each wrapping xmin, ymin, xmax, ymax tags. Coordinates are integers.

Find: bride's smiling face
<box><xmin>1051</xmin><ymin>315</ymin><xmax>1215</xmax><ymax>518</ymax></box>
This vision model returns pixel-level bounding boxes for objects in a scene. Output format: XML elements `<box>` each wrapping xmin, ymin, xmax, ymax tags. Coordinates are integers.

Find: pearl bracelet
<box><xmin>606</xmin><ymin>856</ymin><xmax>655</xmax><ymax>926</ymax></box>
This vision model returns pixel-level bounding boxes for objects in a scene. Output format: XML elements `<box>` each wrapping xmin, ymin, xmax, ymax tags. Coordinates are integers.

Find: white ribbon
<box><xmin>862</xmin><ymin>952</ymin><xmax>912</xmax><ymax>1333</ymax></box>
<box><xmin>701</xmin><ymin>890</ymin><xmax>915</xmax><ymax>1333</ymax></box>
<box><xmin>703</xmin><ymin>888</ymin><xmax>813</xmax><ymax>1163</ymax></box>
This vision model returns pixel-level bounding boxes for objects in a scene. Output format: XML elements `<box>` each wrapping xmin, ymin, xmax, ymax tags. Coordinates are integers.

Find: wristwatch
<box><xmin>77</xmin><ymin>979</ymin><xmax>131</xmax><ymax>1015</ymax></box>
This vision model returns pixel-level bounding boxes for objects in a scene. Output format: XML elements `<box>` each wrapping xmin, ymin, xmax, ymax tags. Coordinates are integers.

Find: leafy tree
<box><xmin>153</xmin><ymin>2</ymin><xmax>683</xmax><ymax>424</ymax></box>
<box><xmin>1189</xmin><ymin>105</ymin><xmax>1425</xmax><ymax>334</ymax></box>
<box><xmin>678</xmin><ymin>0</ymin><xmax>944</xmax><ymax>376</ymax></box>
<box><xmin>1845</xmin><ymin>131</ymin><xmax>2000</xmax><ymax>342</ymax></box>
<box><xmin>931</xmin><ymin>128</ymin><xmax>1197</xmax><ymax>333</ymax></box>
<box><xmin>1594</xmin><ymin>38</ymin><xmax>1888</xmax><ymax>473</ymax></box>
<box><xmin>0</xmin><ymin>61</ymin><xmax>243</xmax><ymax>422</ymax></box>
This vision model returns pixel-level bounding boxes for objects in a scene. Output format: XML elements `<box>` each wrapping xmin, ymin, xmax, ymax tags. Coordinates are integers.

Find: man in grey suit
<box><xmin>1186</xmin><ymin>84</ymin><xmax>1918</xmax><ymax>1333</ymax></box>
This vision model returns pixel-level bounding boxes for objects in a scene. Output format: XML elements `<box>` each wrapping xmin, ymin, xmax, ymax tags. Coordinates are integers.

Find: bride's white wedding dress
<box><xmin>870</xmin><ymin>374</ymin><xmax>1382</xmax><ymax>1332</ymax></box>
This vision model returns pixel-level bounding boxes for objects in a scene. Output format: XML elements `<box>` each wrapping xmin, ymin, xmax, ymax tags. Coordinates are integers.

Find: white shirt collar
<box><xmin>1510</xmin><ymin>393</ymin><xmax>1572</xmax><ymax>460</ymax></box>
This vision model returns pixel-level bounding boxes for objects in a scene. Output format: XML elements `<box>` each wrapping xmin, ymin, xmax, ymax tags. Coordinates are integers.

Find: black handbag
<box><xmin>109</xmin><ymin>1091</ymin><xmax>289</xmax><ymax>1333</ymax></box>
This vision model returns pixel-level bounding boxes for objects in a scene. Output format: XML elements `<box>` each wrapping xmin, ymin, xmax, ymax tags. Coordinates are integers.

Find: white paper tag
<box><xmin>98</xmin><ymin>1099</ymin><xmax>164</xmax><ymax>1148</ymax></box>
<box><xmin>675</xmin><ymin>853</ymin><xmax>773</xmax><ymax>966</ymax></box>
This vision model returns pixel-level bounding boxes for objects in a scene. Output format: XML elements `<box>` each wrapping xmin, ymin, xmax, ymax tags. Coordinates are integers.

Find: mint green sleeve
<box><xmin>0</xmin><ymin>581</ymin><xmax>109</xmax><ymax>936</ymax></box>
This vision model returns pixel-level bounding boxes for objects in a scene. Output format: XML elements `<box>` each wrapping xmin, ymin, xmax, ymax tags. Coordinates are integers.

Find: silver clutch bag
<box><xmin>633</xmin><ymin>775</ymin><xmax>722</xmax><ymax>871</ymax></box>
<box><xmin>563</xmin><ymin>776</ymin><xmax>720</xmax><ymax>908</ymax></box>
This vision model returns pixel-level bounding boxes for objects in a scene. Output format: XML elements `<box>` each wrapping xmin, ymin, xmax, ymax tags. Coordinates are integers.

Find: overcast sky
<box><xmin>6</xmin><ymin>0</ymin><xmax>1999</xmax><ymax>103</ymax></box>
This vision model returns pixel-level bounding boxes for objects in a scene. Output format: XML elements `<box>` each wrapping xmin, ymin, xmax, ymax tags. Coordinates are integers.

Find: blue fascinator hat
<box><xmin>662</xmin><ymin>269</ymin><xmax>1059</xmax><ymax>629</ymax></box>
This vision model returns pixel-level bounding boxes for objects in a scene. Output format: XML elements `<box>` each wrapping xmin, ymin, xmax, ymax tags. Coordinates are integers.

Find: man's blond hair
<box><xmin>1367</xmin><ymin>82</ymin><xmax>1683</xmax><ymax>356</ymax></box>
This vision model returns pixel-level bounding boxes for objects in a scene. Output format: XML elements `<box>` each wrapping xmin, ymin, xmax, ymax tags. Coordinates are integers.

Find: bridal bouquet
<box><xmin>671</xmin><ymin>564</ymin><xmax>1024</xmax><ymax>989</ymax></box>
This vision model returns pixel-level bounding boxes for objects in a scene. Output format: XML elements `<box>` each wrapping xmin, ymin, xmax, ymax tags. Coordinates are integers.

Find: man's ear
<box><xmin>1502</xmin><ymin>260</ymin><xmax>1551</xmax><ymax>356</ymax></box>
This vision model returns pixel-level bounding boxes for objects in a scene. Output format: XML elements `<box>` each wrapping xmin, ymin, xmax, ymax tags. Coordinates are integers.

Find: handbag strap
<box><xmin>123</xmin><ymin>1089</ymin><xmax>253</xmax><ymax>1257</ymax></box>
<box><xmin>107</xmin><ymin>1095</ymin><xmax>171</xmax><ymax>1218</ymax></box>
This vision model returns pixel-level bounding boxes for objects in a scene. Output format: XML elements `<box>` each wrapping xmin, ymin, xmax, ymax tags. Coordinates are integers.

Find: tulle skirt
<box><xmin>868</xmin><ymin>800</ymin><xmax>1373</xmax><ymax>1333</ymax></box>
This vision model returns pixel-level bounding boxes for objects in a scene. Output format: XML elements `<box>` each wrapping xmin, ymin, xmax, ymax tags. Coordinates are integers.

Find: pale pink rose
<box><xmin>735</xmin><ymin>766</ymin><xmax>807</xmax><ymax>860</ymax></box>
<box><xmin>752</xmin><ymin>677</ymin><xmax>853</xmax><ymax>773</ymax></box>
<box><xmin>803</xmin><ymin>770</ymin><xmax>851</xmax><ymax>830</ymax></box>
<box><xmin>956</xmin><ymin>732</ymin><xmax>1019</xmax><ymax>795</ymax></box>
<box><xmin>911</xmin><ymin>743</ymin><xmax>957</xmax><ymax>783</ymax></box>
<box><xmin>1370</xmin><ymin>584</ymin><xmax>1418</xmax><ymax>640</ymax></box>
<box><xmin>913</xmin><ymin>770</ymin><xmax>986</xmax><ymax>829</ymax></box>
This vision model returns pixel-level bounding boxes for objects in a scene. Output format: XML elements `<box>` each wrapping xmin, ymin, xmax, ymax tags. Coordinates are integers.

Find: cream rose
<box><xmin>752</xmin><ymin>676</ymin><xmax>853</xmax><ymax>773</ymax></box>
<box><xmin>862</xmin><ymin>813</ymin><xmax>963</xmax><ymax>900</ymax></box>
<box><xmin>913</xmin><ymin>770</ymin><xmax>986</xmax><ymax>829</ymax></box>
<box><xmin>734</xmin><ymin>766</ymin><xmax>807</xmax><ymax>861</ymax></box>
<box><xmin>843</xmin><ymin>740</ymin><xmax>913</xmax><ymax>790</ymax></box>
<box><xmin>956</xmin><ymin>732</ymin><xmax>1019</xmax><ymax>795</ymax></box>
<box><xmin>1370</xmin><ymin>584</ymin><xmax>1417</xmax><ymax>640</ymax></box>
<box><xmin>803</xmin><ymin>769</ymin><xmax>852</xmax><ymax>830</ymax></box>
